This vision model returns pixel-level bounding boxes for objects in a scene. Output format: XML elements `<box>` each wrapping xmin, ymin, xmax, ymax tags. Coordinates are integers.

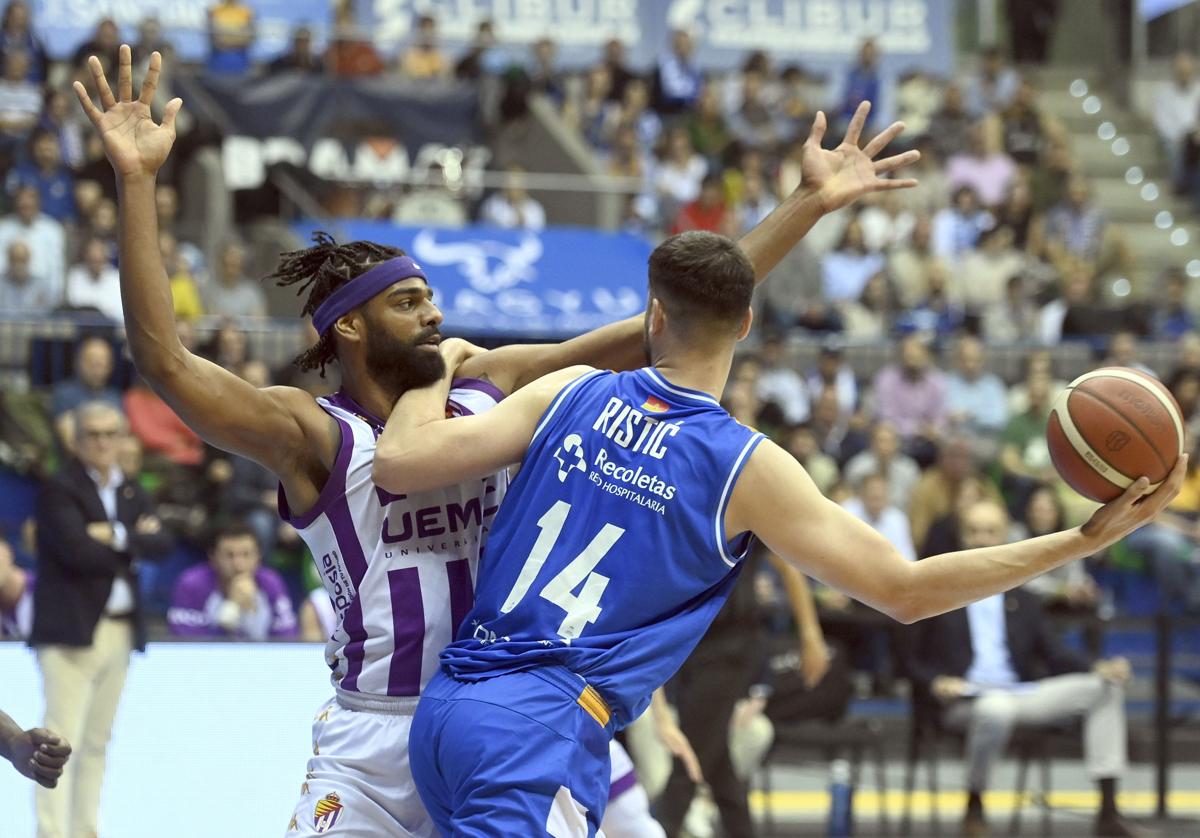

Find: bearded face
<box><xmin>362</xmin><ymin>313</ymin><xmax>446</xmax><ymax>396</ymax></box>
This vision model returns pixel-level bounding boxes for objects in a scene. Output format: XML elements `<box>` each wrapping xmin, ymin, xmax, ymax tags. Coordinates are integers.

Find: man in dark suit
<box><xmin>30</xmin><ymin>400</ymin><xmax>170</xmax><ymax>838</ymax></box>
<box><xmin>903</xmin><ymin>499</ymin><xmax>1132</xmax><ymax>838</ymax></box>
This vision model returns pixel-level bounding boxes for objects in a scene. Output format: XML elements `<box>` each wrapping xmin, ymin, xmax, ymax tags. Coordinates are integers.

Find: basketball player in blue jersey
<box><xmin>377</xmin><ymin>231</ymin><xmax>1188</xmax><ymax>835</ymax></box>
<box><xmin>76</xmin><ymin>47</ymin><xmax>921</xmax><ymax>836</ymax></box>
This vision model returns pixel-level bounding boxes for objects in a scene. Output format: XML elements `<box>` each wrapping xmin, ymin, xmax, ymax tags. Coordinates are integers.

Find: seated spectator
<box><xmin>956</xmin><ymin>225</ymin><xmax>1027</xmax><ymax>314</ymax></box>
<box><xmin>1001</xmin><ymin>77</ymin><xmax>1056</xmax><ymax>167</ymax></box>
<box><xmin>453</xmin><ymin>19</ymin><xmax>496</xmax><ymax>81</ymax></box>
<box><xmin>998</xmin><ymin>371</ymin><xmax>1057</xmax><ymax>509</ymax></box>
<box><xmin>159</xmin><ymin>231</ymin><xmax>204</xmax><ymax>320</ymax></box>
<box><xmin>728</xmin><ymin>70</ymin><xmax>786</xmax><ymax>150</ymax></box>
<box><xmin>0</xmin><ymin>48</ymin><xmax>40</xmax><ymax>147</ymax></box>
<box><xmin>391</xmin><ymin>164</ymin><xmax>467</xmax><ymax>228</ymax></box>
<box><xmin>894</xmin><ymin>137</ymin><xmax>949</xmax><ymax>215</ymax></box>
<box><xmin>64</xmin><ymin>237</ymin><xmax>122</xmax><ymax>322</ymax></box>
<box><xmin>601</xmin><ymin>38</ymin><xmax>635</xmax><ymax>104</ymax></box>
<box><xmin>0</xmin><ymin>1</ymin><xmax>47</xmax><ymax>82</ymax></box>
<box><xmin>653</xmin><ymin>127</ymin><xmax>707</xmax><ymax>214</ymax></box>
<box><xmin>398</xmin><ymin>14</ymin><xmax>448</xmax><ymax>80</ymax></box>
<box><xmin>931</xmin><ymin>186</ymin><xmax>992</xmax><ymax>259</ymax></box>
<box><xmin>981</xmin><ymin>273</ymin><xmax>1039</xmax><ymax>344</ymax></box>
<box><xmin>478</xmin><ymin>166</ymin><xmax>546</xmax><ymax>231</ymax></box>
<box><xmin>268</xmin><ymin>25</ymin><xmax>322</xmax><ymax>74</ymax></box>
<box><xmin>844</xmin><ymin>421</ymin><xmax>920</xmax><ymax>510</ymax></box>
<box><xmin>897</xmin><ymin>263</ymin><xmax>966</xmax><ymax>337</ymax></box>
<box><xmin>124</xmin><ymin>376</ymin><xmax>204</xmax><ymax>467</ymax></box>
<box><xmin>927</xmin><ymin>82</ymin><xmax>973</xmax><ymax>160</ymax></box>
<box><xmin>168</xmin><ymin>523</ymin><xmax>297</xmax><ymax>640</ymax></box>
<box><xmin>51</xmin><ymin>336</ymin><xmax>122</xmax><ymax>419</ymax></box>
<box><xmin>895</xmin><ymin>70</ymin><xmax>941</xmax><ymax>142</ymax></box>
<box><xmin>821</xmin><ymin>217</ymin><xmax>885</xmax><ymax>303</ymax></box>
<box><xmin>603</xmin><ymin>77</ymin><xmax>662</xmax><ymax>152</ymax></box>
<box><xmin>870</xmin><ymin>333</ymin><xmax>947</xmax><ymax>456</ymax></box>
<box><xmin>994</xmin><ymin>175</ymin><xmax>1042</xmax><ymax>253</ymax></box>
<box><xmin>652</xmin><ymin>29</ymin><xmax>701</xmax><ymax>115</ymax></box>
<box><xmin>1016</xmin><ymin>485</ymin><xmax>1100</xmax><ymax>611</ymax></box>
<box><xmin>945</xmin><ymin>335</ymin><xmax>1008</xmax><ymax>437</ymax></box>
<box><xmin>37</xmin><ymin>89</ymin><xmax>85</xmax><ymax>170</ymax></box>
<box><xmin>756</xmin><ymin>335</ymin><xmax>808</xmax><ymax>424</ymax></box>
<box><xmin>841</xmin><ymin>472</ymin><xmax>916</xmax><ymax>561</ymax></box>
<box><xmin>203</xmin><ymin>241</ymin><xmax>267</xmax><ymax>318</ymax></box>
<box><xmin>0</xmin><ymin>535</ymin><xmax>32</xmax><ymax>638</ymax></box>
<box><xmin>1152</xmin><ymin>268</ymin><xmax>1195</xmax><ymax>340</ymax></box>
<box><xmin>207</xmin><ymin>0</ymin><xmax>255</xmax><ymax>76</ymax></box>
<box><xmin>838</xmin><ymin>271</ymin><xmax>895</xmax><ymax>341</ymax></box>
<box><xmin>903</xmin><ymin>499</ymin><xmax>1135</xmax><ymax>838</ymax></box>
<box><xmin>1029</xmin><ymin>135</ymin><xmax>1074</xmax><ymax>213</ymax></box>
<box><xmin>71</xmin><ymin>18</ymin><xmax>120</xmax><ymax>71</ymax></box>
<box><xmin>965</xmin><ymin>45</ymin><xmax>1019</xmax><ymax>116</ymax></box>
<box><xmin>131</xmin><ymin>15</ymin><xmax>173</xmax><ymax>66</ymax></box>
<box><xmin>566</xmin><ymin>64</ymin><xmax>611</xmax><ymax>149</ymax></box>
<box><xmin>806</xmin><ymin>341</ymin><xmax>857</xmax><ymax>417</ymax></box>
<box><xmin>908</xmin><ymin>437</ymin><xmax>995</xmax><ymax>549</ymax></box>
<box><xmin>671</xmin><ymin>175</ymin><xmax>731</xmax><ymax>236</ymax></box>
<box><xmin>1037</xmin><ymin>266</ymin><xmax>1093</xmax><ymax>346</ymax></box>
<box><xmin>326</xmin><ymin>0</ymin><xmax>383</xmax><ymax>77</ymax></box>
<box><xmin>1007</xmin><ymin>350</ymin><xmax>1068</xmax><ymax>417</ymax></box>
<box><xmin>735</xmin><ymin>174</ymin><xmax>778</xmax><ymax>236</ymax></box>
<box><xmin>919</xmin><ymin>473</ymin><xmax>1000</xmax><ymax>557</ymax></box>
<box><xmin>808</xmin><ymin>386</ymin><xmax>864</xmax><ymax>466</ymax></box>
<box><xmin>831</xmin><ymin>38</ymin><xmax>892</xmax><ymax>131</ymax></box>
<box><xmin>757</xmin><ymin>240</ymin><xmax>827</xmax><ymax>333</ymax></box>
<box><xmin>7</xmin><ymin>129</ymin><xmax>75</xmax><ymax>222</ymax></box>
<box><xmin>1043</xmin><ymin>175</ymin><xmax>1129</xmax><ymax>280</ymax></box>
<box><xmin>201</xmin><ymin>319</ymin><xmax>249</xmax><ymax>370</ymax></box>
<box><xmin>888</xmin><ymin>215</ymin><xmax>944</xmax><ymax>308</ymax></box>
<box><xmin>722</xmin><ymin>147</ymin><xmax>768</xmax><ymax>209</ymax></box>
<box><xmin>0</xmin><ymin>239</ymin><xmax>56</xmax><ymax>312</ymax></box>
<box><xmin>685</xmin><ymin>85</ymin><xmax>734</xmax><ymax>162</ymax></box>
<box><xmin>1154</xmin><ymin>53</ymin><xmax>1200</xmax><ymax>193</ymax></box>
<box><xmin>858</xmin><ymin>191</ymin><xmax>916</xmax><ymax>252</ymax></box>
<box><xmin>1102</xmin><ymin>329</ymin><xmax>1155</xmax><ymax>377</ymax></box>
<box><xmin>946</xmin><ymin>121</ymin><xmax>1017</xmax><ymax>209</ymax></box>
<box><xmin>154</xmin><ymin>184</ymin><xmax>206</xmax><ymax>278</ymax></box>
<box><xmin>784</xmin><ymin>423</ymin><xmax>839</xmax><ymax>496</ymax></box>
<box><xmin>527</xmin><ymin>37</ymin><xmax>564</xmax><ymax>103</ymax></box>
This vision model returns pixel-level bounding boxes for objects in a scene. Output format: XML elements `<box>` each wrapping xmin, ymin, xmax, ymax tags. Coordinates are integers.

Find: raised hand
<box><xmin>1082</xmin><ymin>454</ymin><xmax>1189</xmax><ymax>546</ymax></box>
<box><xmin>73</xmin><ymin>45</ymin><xmax>181</xmax><ymax>180</ymax></box>
<box><xmin>799</xmin><ymin>101</ymin><xmax>920</xmax><ymax>214</ymax></box>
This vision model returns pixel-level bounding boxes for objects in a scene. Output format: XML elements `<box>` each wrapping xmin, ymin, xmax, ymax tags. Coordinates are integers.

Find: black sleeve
<box><xmin>1031</xmin><ymin>604</ymin><xmax>1091</xmax><ymax>675</ymax></box>
<box><xmin>896</xmin><ymin>617</ymin><xmax>945</xmax><ymax>690</ymax></box>
<box><xmin>36</xmin><ymin>480</ymin><xmax>127</xmax><ymax>576</ymax></box>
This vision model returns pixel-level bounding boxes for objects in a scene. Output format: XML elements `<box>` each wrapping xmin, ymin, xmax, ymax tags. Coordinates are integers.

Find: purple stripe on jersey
<box><xmin>386</xmin><ymin>567</ymin><xmax>425</xmax><ymax>696</ymax></box>
<box><xmin>325</xmin><ymin>389</ymin><xmax>386</xmax><ymax>431</ymax></box>
<box><xmin>445</xmin><ymin>398</ymin><xmax>473</xmax><ymax>418</ymax></box>
<box><xmin>446</xmin><ymin>558</ymin><xmax>474</xmax><ymax>636</ymax></box>
<box><xmin>323</xmin><ymin>437</ymin><xmax>373</xmax><ymax>691</ymax></box>
<box><xmin>608</xmin><ymin>770</ymin><xmax>638</xmax><ymax>801</ymax></box>
<box><xmin>278</xmin><ymin>414</ymin><xmax>355</xmax><ymax>529</ymax></box>
<box><xmin>451</xmin><ymin>377</ymin><xmax>506</xmax><ymax>404</ymax></box>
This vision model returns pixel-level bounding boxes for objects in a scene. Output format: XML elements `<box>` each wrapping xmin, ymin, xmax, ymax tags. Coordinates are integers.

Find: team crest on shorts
<box><xmin>314</xmin><ymin>792</ymin><xmax>344</xmax><ymax>832</ymax></box>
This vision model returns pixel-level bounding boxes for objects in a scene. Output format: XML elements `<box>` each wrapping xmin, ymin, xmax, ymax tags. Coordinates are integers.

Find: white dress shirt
<box><xmin>88</xmin><ymin>465</ymin><xmax>134</xmax><ymax>616</ymax></box>
<box><xmin>964</xmin><ymin>593</ymin><xmax>1020</xmax><ymax>688</ymax></box>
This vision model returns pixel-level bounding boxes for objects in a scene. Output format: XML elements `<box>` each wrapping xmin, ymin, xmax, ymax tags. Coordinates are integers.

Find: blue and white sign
<box><xmin>33</xmin><ymin>0</ymin><xmax>955</xmax><ymax>76</ymax></box>
<box><xmin>293</xmin><ymin>221</ymin><xmax>651</xmax><ymax>339</ymax></box>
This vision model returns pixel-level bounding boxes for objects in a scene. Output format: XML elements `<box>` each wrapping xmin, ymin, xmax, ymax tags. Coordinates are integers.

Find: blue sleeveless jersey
<box><xmin>440</xmin><ymin>367</ymin><xmax>764</xmax><ymax>728</ymax></box>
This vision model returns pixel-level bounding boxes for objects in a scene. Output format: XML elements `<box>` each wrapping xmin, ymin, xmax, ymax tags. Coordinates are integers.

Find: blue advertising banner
<box><xmin>31</xmin><ymin>0</ymin><xmax>330</xmax><ymax>64</ymax></box>
<box><xmin>34</xmin><ymin>0</ymin><xmax>954</xmax><ymax>76</ymax></box>
<box><xmin>292</xmin><ymin>221</ymin><xmax>651</xmax><ymax>339</ymax></box>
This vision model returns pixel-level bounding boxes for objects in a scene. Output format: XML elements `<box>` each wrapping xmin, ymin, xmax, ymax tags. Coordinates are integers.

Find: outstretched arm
<box><xmin>373</xmin><ymin>363</ymin><xmax>594</xmax><ymax>495</ymax></box>
<box><xmin>458</xmin><ymin>102</ymin><xmax>919</xmax><ymax>394</ymax></box>
<box><xmin>74</xmin><ymin>47</ymin><xmax>335</xmax><ymax>482</ymax></box>
<box><xmin>729</xmin><ymin>441</ymin><xmax>1187</xmax><ymax>625</ymax></box>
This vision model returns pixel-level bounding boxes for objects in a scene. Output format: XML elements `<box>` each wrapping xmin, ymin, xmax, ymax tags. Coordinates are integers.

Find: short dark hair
<box><xmin>210</xmin><ymin>521</ymin><xmax>260</xmax><ymax>553</ymax></box>
<box><xmin>647</xmin><ymin>231</ymin><xmax>754</xmax><ymax>336</ymax></box>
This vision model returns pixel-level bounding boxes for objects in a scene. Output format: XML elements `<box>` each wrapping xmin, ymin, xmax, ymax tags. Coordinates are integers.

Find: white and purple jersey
<box><xmin>281</xmin><ymin>379</ymin><xmax>507</xmax><ymax>699</ymax></box>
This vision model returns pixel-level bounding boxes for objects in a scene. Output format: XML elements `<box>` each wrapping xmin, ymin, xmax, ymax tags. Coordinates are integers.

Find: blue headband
<box><xmin>312</xmin><ymin>256</ymin><xmax>428</xmax><ymax>336</ymax></box>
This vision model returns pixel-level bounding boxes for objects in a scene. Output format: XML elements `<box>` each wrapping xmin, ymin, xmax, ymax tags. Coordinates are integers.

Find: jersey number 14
<box><xmin>499</xmin><ymin>500</ymin><xmax>625</xmax><ymax>640</ymax></box>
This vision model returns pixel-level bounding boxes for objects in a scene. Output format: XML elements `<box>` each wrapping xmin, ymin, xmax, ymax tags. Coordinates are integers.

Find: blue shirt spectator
<box><xmin>945</xmin><ymin>335</ymin><xmax>1009</xmax><ymax>435</ymax></box>
<box><xmin>0</xmin><ymin>1</ymin><xmax>47</xmax><ymax>81</ymax></box>
<box><xmin>821</xmin><ymin>218</ymin><xmax>886</xmax><ymax>303</ymax></box>
<box><xmin>207</xmin><ymin>0</ymin><xmax>255</xmax><ymax>75</ymax></box>
<box><xmin>7</xmin><ymin>130</ymin><xmax>75</xmax><ymax>222</ymax></box>
<box><xmin>50</xmin><ymin>338</ymin><xmax>123</xmax><ymax>419</ymax></box>
<box><xmin>832</xmin><ymin>39</ymin><xmax>894</xmax><ymax>128</ymax></box>
<box><xmin>654</xmin><ymin>29</ymin><xmax>702</xmax><ymax>114</ymax></box>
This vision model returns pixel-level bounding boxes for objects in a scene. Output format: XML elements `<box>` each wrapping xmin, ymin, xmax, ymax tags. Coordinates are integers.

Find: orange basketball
<box><xmin>1046</xmin><ymin>367</ymin><xmax>1184</xmax><ymax>503</ymax></box>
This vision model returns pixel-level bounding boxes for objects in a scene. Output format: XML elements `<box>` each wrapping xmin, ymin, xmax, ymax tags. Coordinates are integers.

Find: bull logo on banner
<box><xmin>411</xmin><ymin>229</ymin><xmax>544</xmax><ymax>295</ymax></box>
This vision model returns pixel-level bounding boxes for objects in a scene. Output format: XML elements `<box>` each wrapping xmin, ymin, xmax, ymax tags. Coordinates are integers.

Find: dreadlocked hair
<box><xmin>268</xmin><ymin>231</ymin><xmax>407</xmax><ymax>376</ymax></box>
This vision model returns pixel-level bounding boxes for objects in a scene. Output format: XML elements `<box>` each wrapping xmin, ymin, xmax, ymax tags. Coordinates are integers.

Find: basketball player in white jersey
<box><xmin>76</xmin><ymin>47</ymin><xmax>917</xmax><ymax>836</ymax></box>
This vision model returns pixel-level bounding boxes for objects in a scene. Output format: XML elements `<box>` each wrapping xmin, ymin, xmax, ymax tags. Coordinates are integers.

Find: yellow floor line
<box><xmin>748</xmin><ymin>790</ymin><xmax>1200</xmax><ymax>815</ymax></box>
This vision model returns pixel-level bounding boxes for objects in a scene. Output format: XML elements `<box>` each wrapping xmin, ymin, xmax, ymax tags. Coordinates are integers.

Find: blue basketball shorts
<box><xmin>408</xmin><ymin>666</ymin><xmax>614</xmax><ymax>837</ymax></box>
